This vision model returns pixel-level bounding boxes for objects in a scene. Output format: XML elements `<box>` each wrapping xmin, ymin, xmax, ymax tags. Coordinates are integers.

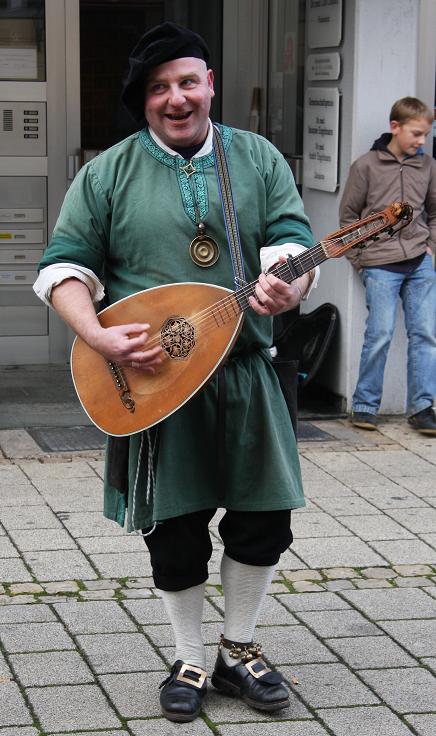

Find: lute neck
<box><xmin>234</xmin><ymin>242</ymin><xmax>326</xmax><ymax>313</ymax></box>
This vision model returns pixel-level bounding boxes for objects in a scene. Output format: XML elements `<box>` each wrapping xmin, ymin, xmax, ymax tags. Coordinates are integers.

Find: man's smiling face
<box><xmin>144</xmin><ymin>57</ymin><xmax>214</xmax><ymax>149</ymax></box>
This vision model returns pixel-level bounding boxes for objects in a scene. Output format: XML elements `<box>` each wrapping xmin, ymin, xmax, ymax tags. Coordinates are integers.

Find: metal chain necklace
<box><xmin>181</xmin><ymin>158</ymin><xmax>220</xmax><ymax>268</ymax></box>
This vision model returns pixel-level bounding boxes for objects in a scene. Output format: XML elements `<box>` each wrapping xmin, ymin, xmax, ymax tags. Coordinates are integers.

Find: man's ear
<box><xmin>390</xmin><ymin>120</ymin><xmax>400</xmax><ymax>135</ymax></box>
<box><xmin>207</xmin><ymin>69</ymin><xmax>215</xmax><ymax>98</ymax></box>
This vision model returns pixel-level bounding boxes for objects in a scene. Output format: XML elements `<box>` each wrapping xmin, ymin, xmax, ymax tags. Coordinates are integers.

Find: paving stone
<box><xmin>22</xmin><ymin>549</ymin><xmax>97</xmax><ymax>581</ymax></box>
<box><xmin>98</xmin><ymin>671</ymin><xmax>166</xmax><ymax>718</ymax></box>
<box><xmin>8</xmin><ymin>528</ymin><xmax>78</xmax><ymax>551</ymax></box>
<box><xmin>124</xmin><ymin>577</ymin><xmax>154</xmax><ymax>588</ymax></box>
<box><xmin>362</xmin><ymin>567</ymin><xmax>398</xmax><ymax>579</ymax></box>
<box><xmin>203</xmin><ymin>684</ymin><xmax>312</xmax><ymax>723</ymax></box>
<box><xmin>257</xmin><ymin>594</ymin><xmax>299</xmax><ymax>625</ymax></box>
<box><xmin>0</xmin><ymin>536</ymin><xmax>19</xmax><ymax>557</ymax></box>
<box><xmin>0</xmin><ymin>729</ymin><xmax>39</xmax><ymax>736</ymax></box>
<box><xmin>54</xmin><ymin>600</ymin><xmax>138</xmax><ymax>634</ymax></box>
<box><xmin>0</xmin><ymin>595</ymin><xmax>35</xmax><ymax>605</ymax></box>
<box><xmin>59</xmin><ymin>511</ymin><xmax>126</xmax><ymax>537</ymax></box>
<box><xmin>43</xmin><ymin>580</ymin><xmax>79</xmax><ymax>593</ymax></box>
<box><xmin>272</xmin><ymin>547</ymin><xmax>309</xmax><ymax>570</ymax></box>
<box><xmin>388</xmin><ymin>506</ymin><xmax>436</xmax><ymax>534</ymax></box>
<box><xmin>80</xmin><ymin>589</ymin><xmax>116</xmax><ymax>600</ymax></box>
<box><xmin>277</xmin><ymin>592</ymin><xmax>351</xmax><ymax>612</ymax></box>
<box><xmin>322</xmin><ymin>567</ymin><xmax>357</xmax><ymax>579</ymax></box>
<box><xmin>421</xmin><ymin>657</ymin><xmax>436</xmax><ymax>673</ymax></box>
<box><xmin>0</xmin><ymin>558</ymin><xmax>32</xmax><ymax>583</ymax></box>
<box><xmin>76</xmin><ymin>632</ymin><xmax>164</xmax><ymax>673</ymax></box>
<box><xmin>404</xmin><ymin>714</ymin><xmax>436</xmax><ymax>735</ymax></box>
<box><xmin>210</xmin><ymin>723</ymin><xmax>329</xmax><ymax>736</ymax></box>
<box><xmin>399</xmin><ymin>475</ymin><xmax>436</xmax><ymax>496</ymax></box>
<box><xmin>9</xmin><ymin>583</ymin><xmax>43</xmax><ymax>595</ymax></box>
<box><xmin>352</xmin><ymin>579</ymin><xmax>392</xmax><ymax>589</ymax></box>
<box><xmin>359</xmin><ymin>667</ymin><xmax>436</xmax><ymax>713</ymax></box>
<box><xmin>281</xmin><ymin>570</ymin><xmax>323</xmax><ymax>582</ymax></box>
<box><xmin>89</xmin><ymin>552</ymin><xmax>152</xmax><ymax>578</ymax></box>
<box><xmin>292</xmin><ymin>537</ymin><xmax>386</xmax><ymax>568</ymax></box>
<box><xmin>393</xmin><ymin>564</ymin><xmax>434</xmax><ymax>576</ymax></box>
<box><xmin>0</xmin><ymin>505</ymin><xmax>63</xmax><ymax>531</ymax></box>
<box><xmin>317</xmin><ymin>705</ymin><xmax>415</xmax><ymax>735</ymax></box>
<box><xmin>50</xmin><ymin>732</ymin><xmax>126</xmax><ymax>736</ymax></box>
<box><xmin>322</xmin><ymin>580</ymin><xmax>356</xmax><ymax>591</ymax></box>
<box><xmin>341</xmin><ymin>587</ymin><xmax>436</xmax><ymax>619</ymax></box>
<box><xmin>378</xmin><ymin>619</ymin><xmax>436</xmax><ymax>657</ymax></box>
<box><xmin>9</xmin><ymin>650</ymin><xmax>93</xmax><ymax>686</ymax></box>
<box><xmin>123</xmin><ymin>597</ymin><xmax>221</xmax><ymax>625</ymax></box>
<box><xmin>0</xmin><ymin>465</ymin><xmax>32</xmax><ymax>485</ymax></box>
<box><xmin>128</xmin><ymin>718</ymin><xmax>216</xmax><ymax>735</ymax></box>
<box><xmin>18</xmin><ymin>460</ymin><xmax>96</xmax><ymax>480</ymax></box>
<box><xmin>0</xmin><ymin>622</ymin><xmax>74</xmax><ymax>653</ymax></box>
<box><xmin>77</xmin><ymin>535</ymin><xmax>145</xmax><ymax>553</ymax></box>
<box><xmin>295</xmin><ymin>609</ymin><xmax>382</xmax><ymax>638</ymax></box>
<box><xmin>0</xmin><ymin>681</ymin><xmax>33</xmax><ymax>727</ymax></box>
<box><xmin>0</xmin><ymin>651</ymin><xmax>11</xmax><ymax>677</ymax></box>
<box><xmin>1</xmin><ymin>484</ymin><xmax>46</xmax><ymax>507</ymax></box>
<box><xmin>293</xmin><ymin>582</ymin><xmax>324</xmax><ymax>592</ymax></box>
<box><xmin>291</xmin><ymin>512</ymin><xmax>352</xmax><ymax>538</ymax></box>
<box><xmin>250</xmin><ymin>625</ymin><xmax>337</xmax><ymax>666</ymax></box>
<box><xmin>36</xmin><ymin>483</ymin><xmax>103</xmax><ymax>513</ymax></box>
<box><xmin>363</xmin><ymin>490</ymin><xmax>430</xmax><ymax>510</ymax></box>
<box><xmin>280</xmin><ymin>663</ymin><xmax>379</xmax><ymax>708</ymax></box>
<box><xmin>0</xmin><ymin>604</ymin><xmax>55</xmax><ymax>624</ymax></box>
<box><xmin>326</xmin><ymin>635</ymin><xmax>417</xmax><ymax>669</ymax></box>
<box><xmin>119</xmin><ymin>588</ymin><xmax>153</xmax><ymax>599</ymax></box>
<box><xmin>83</xmin><ymin>579</ymin><xmax>121</xmax><ymax>590</ymax></box>
<box><xmin>395</xmin><ymin>576</ymin><xmax>434</xmax><ymax>587</ymax></box>
<box><xmin>370</xmin><ymin>539</ymin><xmax>436</xmax><ymax>564</ymax></box>
<box><xmin>313</xmin><ymin>496</ymin><xmax>382</xmax><ymax>516</ymax></box>
<box><xmin>27</xmin><ymin>684</ymin><xmax>121</xmax><ymax>732</ymax></box>
<box><xmin>336</xmin><ymin>514</ymin><xmax>414</xmax><ymax>540</ymax></box>
<box><xmin>0</xmin><ymin>430</ymin><xmax>44</xmax><ymax>460</ymax></box>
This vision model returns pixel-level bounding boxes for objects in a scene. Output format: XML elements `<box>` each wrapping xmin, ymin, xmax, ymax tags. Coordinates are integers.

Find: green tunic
<box><xmin>40</xmin><ymin>124</ymin><xmax>313</xmax><ymax>531</ymax></box>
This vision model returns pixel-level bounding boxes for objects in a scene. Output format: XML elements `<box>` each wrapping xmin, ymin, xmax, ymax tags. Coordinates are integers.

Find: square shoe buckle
<box><xmin>245</xmin><ymin>657</ymin><xmax>272</xmax><ymax>679</ymax></box>
<box><xmin>176</xmin><ymin>663</ymin><xmax>207</xmax><ymax>689</ymax></box>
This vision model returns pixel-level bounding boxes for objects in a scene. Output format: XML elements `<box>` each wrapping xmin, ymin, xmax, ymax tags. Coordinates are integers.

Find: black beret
<box><xmin>121</xmin><ymin>22</ymin><xmax>210</xmax><ymax>123</ymax></box>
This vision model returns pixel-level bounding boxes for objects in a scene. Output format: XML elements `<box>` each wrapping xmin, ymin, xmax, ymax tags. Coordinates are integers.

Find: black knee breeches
<box><xmin>143</xmin><ymin>508</ymin><xmax>293</xmax><ymax>591</ymax></box>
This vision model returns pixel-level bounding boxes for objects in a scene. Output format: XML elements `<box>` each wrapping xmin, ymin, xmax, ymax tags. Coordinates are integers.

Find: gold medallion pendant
<box><xmin>189</xmin><ymin>222</ymin><xmax>220</xmax><ymax>268</ymax></box>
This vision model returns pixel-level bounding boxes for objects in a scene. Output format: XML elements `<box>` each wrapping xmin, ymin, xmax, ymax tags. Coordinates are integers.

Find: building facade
<box><xmin>0</xmin><ymin>0</ymin><xmax>435</xmax><ymax>413</ymax></box>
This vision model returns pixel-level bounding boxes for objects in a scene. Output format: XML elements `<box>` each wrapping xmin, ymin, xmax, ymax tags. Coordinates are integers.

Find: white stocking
<box><xmin>220</xmin><ymin>552</ymin><xmax>275</xmax><ymax>667</ymax></box>
<box><xmin>159</xmin><ymin>582</ymin><xmax>207</xmax><ymax>670</ymax></box>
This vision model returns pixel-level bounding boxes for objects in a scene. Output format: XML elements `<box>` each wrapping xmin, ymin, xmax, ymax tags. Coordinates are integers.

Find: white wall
<box><xmin>303</xmin><ymin>0</ymin><xmax>428</xmax><ymax>414</ymax></box>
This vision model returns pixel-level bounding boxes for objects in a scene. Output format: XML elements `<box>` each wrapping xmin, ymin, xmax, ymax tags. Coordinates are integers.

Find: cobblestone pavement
<box><xmin>0</xmin><ymin>417</ymin><xmax>436</xmax><ymax>735</ymax></box>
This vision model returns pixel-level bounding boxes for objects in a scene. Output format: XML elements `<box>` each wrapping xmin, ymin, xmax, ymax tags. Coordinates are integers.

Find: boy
<box><xmin>340</xmin><ymin>97</ymin><xmax>436</xmax><ymax>435</ymax></box>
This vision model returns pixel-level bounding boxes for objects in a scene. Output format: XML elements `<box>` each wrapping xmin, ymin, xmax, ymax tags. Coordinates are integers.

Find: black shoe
<box><xmin>408</xmin><ymin>407</ymin><xmax>436</xmax><ymax>436</ymax></box>
<box><xmin>159</xmin><ymin>660</ymin><xmax>207</xmax><ymax>723</ymax></box>
<box><xmin>351</xmin><ymin>411</ymin><xmax>378</xmax><ymax>430</ymax></box>
<box><xmin>211</xmin><ymin>648</ymin><xmax>289</xmax><ymax>712</ymax></box>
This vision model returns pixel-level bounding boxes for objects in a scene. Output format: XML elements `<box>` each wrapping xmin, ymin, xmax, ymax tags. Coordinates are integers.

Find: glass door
<box><xmin>266</xmin><ymin>0</ymin><xmax>305</xmax><ymax>186</ymax></box>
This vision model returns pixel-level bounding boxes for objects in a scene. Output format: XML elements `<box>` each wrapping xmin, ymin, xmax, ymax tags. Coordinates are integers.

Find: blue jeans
<box><xmin>353</xmin><ymin>254</ymin><xmax>436</xmax><ymax>416</ymax></box>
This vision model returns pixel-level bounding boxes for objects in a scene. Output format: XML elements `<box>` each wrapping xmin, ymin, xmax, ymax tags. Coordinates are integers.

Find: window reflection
<box><xmin>0</xmin><ymin>0</ymin><xmax>46</xmax><ymax>82</ymax></box>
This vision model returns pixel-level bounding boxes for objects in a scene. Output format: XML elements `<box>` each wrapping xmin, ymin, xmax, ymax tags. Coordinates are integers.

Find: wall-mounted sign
<box><xmin>307</xmin><ymin>52</ymin><xmax>341</xmax><ymax>81</ymax></box>
<box><xmin>303</xmin><ymin>87</ymin><xmax>340</xmax><ymax>192</ymax></box>
<box><xmin>307</xmin><ymin>0</ymin><xmax>342</xmax><ymax>49</ymax></box>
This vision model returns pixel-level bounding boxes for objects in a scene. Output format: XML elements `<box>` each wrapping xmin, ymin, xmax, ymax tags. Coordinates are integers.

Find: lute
<box><xmin>71</xmin><ymin>202</ymin><xmax>413</xmax><ymax>436</ymax></box>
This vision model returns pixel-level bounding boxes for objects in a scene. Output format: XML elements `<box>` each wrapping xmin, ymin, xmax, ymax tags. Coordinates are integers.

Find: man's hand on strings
<box><xmin>90</xmin><ymin>323</ymin><xmax>164</xmax><ymax>372</ymax></box>
<box><xmin>249</xmin><ymin>256</ymin><xmax>310</xmax><ymax>316</ymax></box>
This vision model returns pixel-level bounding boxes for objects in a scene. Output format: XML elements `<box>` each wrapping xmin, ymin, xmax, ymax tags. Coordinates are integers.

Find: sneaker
<box><xmin>408</xmin><ymin>407</ymin><xmax>436</xmax><ymax>436</ymax></box>
<box><xmin>350</xmin><ymin>412</ymin><xmax>378</xmax><ymax>430</ymax></box>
